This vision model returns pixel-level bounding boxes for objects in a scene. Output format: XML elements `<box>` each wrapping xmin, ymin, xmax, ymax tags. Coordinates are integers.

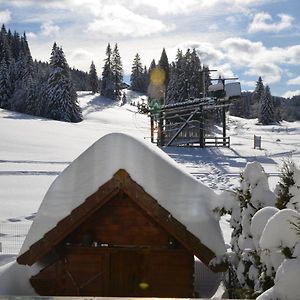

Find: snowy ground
<box><xmin>1</xmin><ymin>91</ymin><xmax>300</xmax><ymax>254</ymax></box>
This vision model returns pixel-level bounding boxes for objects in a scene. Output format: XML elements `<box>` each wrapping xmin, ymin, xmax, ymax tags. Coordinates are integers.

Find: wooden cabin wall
<box><xmin>30</xmin><ymin>191</ymin><xmax>195</xmax><ymax>297</ymax></box>
<box><xmin>65</xmin><ymin>192</ymin><xmax>180</xmax><ymax>248</ymax></box>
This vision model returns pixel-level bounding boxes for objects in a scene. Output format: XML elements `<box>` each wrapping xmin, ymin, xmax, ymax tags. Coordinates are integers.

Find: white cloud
<box><xmin>0</xmin><ymin>9</ymin><xmax>11</xmax><ymax>23</ymax></box>
<box><xmin>282</xmin><ymin>90</ymin><xmax>300</xmax><ymax>98</ymax></box>
<box><xmin>131</xmin><ymin>0</ymin><xmax>198</xmax><ymax>15</ymax></box>
<box><xmin>41</xmin><ymin>21</ymin><xmax>60</xmax><ymax>37</ymax></box>
<box><xmin>26</xmin><ymin>32</ymin><xmax>37</xmax><ymax>39</ymax></box>
<box><xmin>215</xmin><ymin>63</ymin><xmax>237</xmax><ymax>78</ymax></box>
<box><xmin>87</xmin><ymin>4</ymin><xmax>173</xmax><ymax>38</ymax></box>
<box><xmin>208</xmin><ymin>24</ymin><xmax>219</xmax><ymax>31</ymax></box>
<box><xmin>287</xmin><ymin>76</ymin><xmax>300</xmax><ymax>85</ymax></box>
<box><xmin>221</xmin><ymin>37</ymin><xmax>265</xmax><ymax>67</ymax></box>
<box><xmin>176</xmin><ymin>41</ymin><xmax>224</xmax><ymax>65</ymax></box>
<box><xmin>245</xmin><ymin>62</ymin><xmax>282</xmax><ymax>84</ymax></box>
<box><xmin>70</xmin><ymin>48</ymin><xmax>93</xmax><ymax>62</ymax></box>
<box><xmin>283</xmin><ymin>45</ymin><xmax>300</xmax><ymax>65</ymax></box>
<box><xmin>248</xmin><ymin>12</ymin><xmax>293</xmax><ymax>33</ymax></box>
<box><xmin>240</xmin><ymin>79</ymin><xmax>256</xmax><ymax>87</ymax></box>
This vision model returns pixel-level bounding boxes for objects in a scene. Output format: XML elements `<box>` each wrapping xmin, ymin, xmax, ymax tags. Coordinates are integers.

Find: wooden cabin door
<box><xmin>109</xmin><ymin>249</ymin><xmax>146</xmax><ymax>297</ymax></box>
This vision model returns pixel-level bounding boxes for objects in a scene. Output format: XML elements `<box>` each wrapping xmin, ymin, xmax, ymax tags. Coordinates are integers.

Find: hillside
<box><xmin>0</xmin><ymin>90</ymin><xmax>300</xmax><ymax>248</ymax></box>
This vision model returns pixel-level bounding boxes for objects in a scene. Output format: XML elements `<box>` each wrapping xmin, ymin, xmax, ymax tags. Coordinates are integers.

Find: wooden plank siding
<box><xmin>18</xmin><ymin>169</ymin><xmax>225</xmax><ymax>297</ymax></box>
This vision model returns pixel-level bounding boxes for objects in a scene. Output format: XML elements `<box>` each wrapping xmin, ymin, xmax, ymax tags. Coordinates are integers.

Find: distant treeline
<box><xmin>230</xmin><ymin>80</ymin><xmax>300</xmax><ymax>122</ymax></box>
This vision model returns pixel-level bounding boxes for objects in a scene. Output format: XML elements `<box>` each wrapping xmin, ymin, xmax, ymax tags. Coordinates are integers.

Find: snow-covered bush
<box><xmin>257</xmin><ymin>209</ymin><xmax>300</xmax><ymax>300</ymax></box>
<box><xmin>275</xmin><ymin>160</ymin><xmax>296</xmax><ymax>210</ymax></box>
<box><xmin>213</xmin><ymin>162</ymin><xmax>275</xmax><ymax>298</ymax></box>
<box><xmin>217</xmin><ymin>160</ymin><xmax>300</xmax><ymax>299</ymax></box>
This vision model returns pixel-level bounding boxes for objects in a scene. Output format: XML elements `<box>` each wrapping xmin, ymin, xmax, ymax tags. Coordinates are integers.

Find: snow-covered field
<box><xmin>1</xmin><ymin>91</ymin><xmax>300</xmax><ymax>253</ymax></box>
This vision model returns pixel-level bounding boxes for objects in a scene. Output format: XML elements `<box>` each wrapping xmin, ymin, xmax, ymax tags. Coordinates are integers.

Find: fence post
<box><xmin>254</xmin><ymin>135</ymin><xmax>262</xmax><ymax>149</ymax></box>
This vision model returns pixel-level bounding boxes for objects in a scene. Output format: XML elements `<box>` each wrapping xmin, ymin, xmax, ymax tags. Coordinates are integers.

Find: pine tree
<box><xmin>275</xmin><ymin>160</ymin><xmax>296</xmax><ymax>209</ymax></box>
<box><xmin>89</xmin><ymin>61</ymin><xmax>98</xmax><ymax>94</ymax></box>
<box><xmin>166</xmin><ymin>49</ymin><xmax>185</xmax><ymax>104</ymax></box>
<box><xmin>189</xmin><ymin>49</ymin><xmax>202</xmax><ymax>99</ymax></box>
<box><xmin>10</xmin><ymin>50</ymin><xmax>32</xmax><ymax>112</ymax></box>
<box><xmin>111</xmin><ymin>43</ymin><xmax>123</xmax><ymax>101</ymax></box>
<box><xmin>260</xmin><ymin>85</ymin><xmax>275</xmax><ymax>125</ymax></box>
<box><xmin>0</xmin><ymin>24</ymin><xmax>12</xmax><ymax>65</ymax></box>
<box><xmin>149</xmin><ymin>59</ymin><xmax>156</xmax><ymax>74</ymax></box>
<box><xmin>227</xmin><ymin>162</ymin><xmax>276</xmax><ymax>298</ymax></box>
<box><xmin>130</xmin><ymin>53</ymin><xmax>144</xmax><ymax>92</ymax></box>
<box><xmin>252</xmin><ymin>76</ymin><xmax>264</xmax><ymax>119</ymax></box>
<box><xmin>158</xmin><ymin>48</ymin><xmax>169</xmax><ymax>87</ymax></box>
<box><xmin>142</xmin><ymin>65</ymin><xmax>148</xmax><ymax>93</ymax></box>
<box><xmin>46</xmin><ymin>43</ymin><xmax>82</xmax><ymax>122</ymax></box>
<box><xmin>0</xmin><ymin>58</ymin><xmax>10</xmax><ymax>108</ymax></box>
<box><xmin>101</xmin><ymin>43</ymin><xmax>114</xmax><ymax>99</ymax></box>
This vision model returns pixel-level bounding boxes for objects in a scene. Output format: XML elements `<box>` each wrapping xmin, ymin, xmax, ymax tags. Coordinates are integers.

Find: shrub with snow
<box><xmin>220</xmin><ymin>161</ymin><xmax>300</xmax><ymax>299</ymax></box>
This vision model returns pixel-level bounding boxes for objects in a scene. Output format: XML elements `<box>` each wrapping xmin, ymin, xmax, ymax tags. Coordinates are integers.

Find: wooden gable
<box><xmin>17</xmin><ymin>169</ymin><xmax>218</xmax><ymax>269</ymax></box>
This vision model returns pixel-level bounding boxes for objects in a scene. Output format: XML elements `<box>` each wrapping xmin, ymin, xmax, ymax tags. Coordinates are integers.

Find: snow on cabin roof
<box><xmin>20</xmin><ymin>133</ymin><xmax>226</xmax><ymax>257</ymax></box>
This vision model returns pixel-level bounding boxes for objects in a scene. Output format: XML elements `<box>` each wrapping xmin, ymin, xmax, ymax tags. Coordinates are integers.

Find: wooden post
<box><xmin>157</xmin><ymin>111</ymin><xmax>165</xmax><ymax>146</ymax></box>
<box><xmin>222</xmin><ymin>106</ymin><xmax>226</xmax><ymax>146</ymax></box>
<box><xmin>199</xmin><ymin>106</ymin><xmax>204</xmax><ymax>148</ymax></box>
<box><xmin>254</xmin><ymin>135</ymin><xmax>261</xmax><ymax>149</ymax></box>
<box><xmin>150</xmin><ymin>116</ymin><xmax>154</xmax><ymax>143</ymax></box>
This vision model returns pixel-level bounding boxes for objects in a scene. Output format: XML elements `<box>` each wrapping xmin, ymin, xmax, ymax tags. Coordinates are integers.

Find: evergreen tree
<box><xmin>149</xmin><ymin>59</ymin><xmax>156</xmax><ymax>74</ymax></box>
<box><xmin>226</xmin><ymin>163</ymin><xmax>276</xmax><ymax>298</ymax></box>
<box><xmin>101</xmin><ymin>43</ymin><xmax>114</xmax><ymax>99</ymax></box>
<box><xmin>0</xmin><ymin>58</ymin><xmax>10</xmax><ymax>108</ymax></box>
<box><xmin>11</xmin><ymin>31</ymin><xmax>21</xmax><ymax>61</ymax></box>
<box><xmin>0</xmin><ymin>24</ymin><xmax>12</xmax><ymax>65</ymax></box>
<box><xmin>158</xmin><ymin>48</ymin><xmax>169</xmax><ymax>87</ymax></box>
<box><xmin>121</xmin><ymin>91</ymin><xmax>127</xmax><ymax>105</ymax></box>
<box><xmin>46</xmin><ymin>43</ymin><xmax>82</xmax><ymax>122</ymax></box>
<box><xmin>260</xmin><ymin>85</ymin><xmax>275</xmax><ymax>125</ymax></box>
<box><xmin>165</xmin><ymin>49</ymin><xmax>186</xmax><ymax>104</ymax></box>
<box><xmin>24</xmin><ymin>76</ymin><xmax>39</xmax><ymax>115</ymax></box>
<box><xmin>189</xmin><ymin>49</ymin><xmax>202</xmax><ymax>98</ymax></box>
<box><xmin>275</xmin><ymin>160</ymin><xmax>296</xmax><ymax>209</ymax></box>
<box><xmin>111</xmin><ymin>43</ymin><xmax>123</xmax><ymax>101</ymax></box>
<box><xmin>252</xmin><ymin>76</ymin><xmax>264</xmax><ymax>118</ymax></box>
<box><xmin>10</xmin><ymin>50</ymin><xmax>33</xmax><ymax>112</ymax></box>
<box><xmin>142</xmin><ymin>65</ymin><xmax>148</xmax><ymax>93</ymax></box>
<box><xmin>88</xmin><ymin>61</ymin><xmax>98</xmax><ymax>94</ymax></box>
<box><xmin>130</xmin><ymin>53</ymin><xmax>144</xmax><ymax>92</ymax></box>
<box><xmin>166</xmin><ymin>48</ymin><xmax>203</xmax><ymax>104</ymax></box>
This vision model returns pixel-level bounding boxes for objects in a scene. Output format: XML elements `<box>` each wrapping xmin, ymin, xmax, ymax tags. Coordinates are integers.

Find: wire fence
<box><xmin>0</xmin><ymin>222</ymin><xmax>31</xmax><ymax>254</ymax></box>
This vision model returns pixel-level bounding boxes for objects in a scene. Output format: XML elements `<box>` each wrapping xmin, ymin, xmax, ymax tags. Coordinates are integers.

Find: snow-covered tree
<box><xmin>213</xmin><ymin>161</ymin><xmax>300</xmax><ymax>299</ymax></box>
<box><xmin>252</xmin><ymin>76</ymin><xmax>264</xmax><ymax>119</ymax></box>
<box><xmin>0</xmin><ymin>24</ymin><xmax>12</xmax><ymax>65</ymax></box>
<box><xmin>0</xmin><ymin>58</ymin><xmax>10</xmax><ymax>108</ymax></box>
<box><xmin>275</xmin><ymin>160</ymin><xmax>296</xmax><ymax>209</ymax></box>
<box><xmin>158</xmin><ymin>48</ymin><xmax>170</xmax><ymax>88</ymax></box>
<box><xmin>130</xmin><ymin>53</ymin><xmax>144</xmax><ymax>93</ymax></box>
<box><xmin>166</xmin><ymin>48</ymin><xmax>204</xmax><ymax>104</ymax></box>
<box><xmin>101</xmin><ymin>43</ymin><xmax>114</xmax><ymax>99</ymax></box>
<box><xmin>10</xmin><ymin>50</ymin><xmax>34</xmax><ymax>112</ymax></box>
<box><xmin>214</xmin><ymin>162</ymin><xmax>276</xmax><ymax>298</ymax></box>
<box><xmin>45</xmin><ymin>43</ymin><xmax>82</xmax><ymax>122</ymax></box>
<box><xmin>260</xmin><ymin>85</ymin><xmax>275</xmax><ymax>125</ymax></box>
<box><xmin>111</xmin><ymin>43</ymin><xmax>123</xmax><ymax>101</ymax></box>
<box><xmin>88</xmin><ymin>61</ymin><xmax>98</xmax><ymax>94</ymax></box>
<box><xmin>165</xmin><ymin>50</ymin><xmax>185</xmax><ymax>104</ymax></box>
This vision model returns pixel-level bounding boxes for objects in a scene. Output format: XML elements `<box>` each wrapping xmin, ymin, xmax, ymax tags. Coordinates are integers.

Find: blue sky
<box><xmin>0</xmin><ymin>0</ymin><xmax>299</xmax><ymax>97</ymax></box>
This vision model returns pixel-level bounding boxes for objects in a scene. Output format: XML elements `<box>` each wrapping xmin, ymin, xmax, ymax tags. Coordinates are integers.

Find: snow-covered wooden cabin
<box><xmin>17</xmin><ymin>133</ymin><xmax>225</xmax><ymax>297</ymax></box>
